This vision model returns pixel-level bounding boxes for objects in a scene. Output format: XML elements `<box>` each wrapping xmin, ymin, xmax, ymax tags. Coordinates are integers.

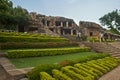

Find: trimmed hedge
<box><xmin>0</xmin><ymin>36</ymin><xmax>68</xmax><ymax>42</ymax></box>
<box><xmin>52</xmin><ymin>69</ymin><xmax>72</xmax><ymax>80</ymax></box>
<box><xmin>0</xmin><ymin>32</ymin><xmax>60</xmax><ymax>38</ymax></box>
<box><xmin>27</xmin><ymin>64</ymin><xmax>61</xmax><ymax>80</ymax></box>
<box><xmin>40</xmin><ymin>72</ymin><xmax>55</xmax><ymax>80</ymax></box>
<box><xmin>0</xmin><ymin>41</ymin><xmax>78</xmax><ymax>50</ymax></box>
<box><xmin>0</xmin><ymin>32</ymin><xmax>68</xmax><ymax>42</ymax></box>
<box><xmin>7</xmin><ymin>47</ymin><xmax>90</xmax><ymax>58</ymax></box>
<box><xmin>27</xmin><ymin>53</ymin><xmax>111</xmax><ymax>80</ymax></box>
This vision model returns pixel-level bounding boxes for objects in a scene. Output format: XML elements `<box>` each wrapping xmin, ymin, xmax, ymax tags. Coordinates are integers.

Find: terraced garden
<box><xmin>0</xmin><ymin>32</ymin><xmax>120</xmax><ymax>80</ymax></box>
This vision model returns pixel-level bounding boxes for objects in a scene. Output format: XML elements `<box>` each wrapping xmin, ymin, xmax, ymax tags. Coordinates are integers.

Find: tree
<box><xmin>12</xmin><ymin>6</ymin><xmax>29</xmax><ymax>32</ymax></box>
<box><xmin>0</xmin><ymin>0</ymin><xmax>13</xmax><ymax>25</ymax></box>
<box><xmin>0</xmin><ymin>0</ymin><xmax>29</xmax><ymax>31</ymax></box>
<box><xmin>99</xmin><ymin>9</ymin><xmax>120</xmax><ymax>34</ymax></box>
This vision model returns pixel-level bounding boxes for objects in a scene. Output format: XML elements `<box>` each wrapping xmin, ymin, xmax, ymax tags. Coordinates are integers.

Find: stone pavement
<box><xmin>99</xmin><ymin>65</ymin><xmax>120</xmax><ymax>80</ymax></box>
<box><xmin>0</xmin><ymin>65</ymin><xmax>9</xmax><ymax>80</ymax></box>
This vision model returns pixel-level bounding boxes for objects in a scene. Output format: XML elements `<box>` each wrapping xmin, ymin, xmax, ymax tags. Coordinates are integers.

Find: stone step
<box><xmin>0</xmin><ymin>52</ymin><xmax>6</xmax><ymax>57</ymax></box>
<box><xmin>111</xmin><ymin>53</ymin><xmax>120</xmax><ymax>57</ymax></box>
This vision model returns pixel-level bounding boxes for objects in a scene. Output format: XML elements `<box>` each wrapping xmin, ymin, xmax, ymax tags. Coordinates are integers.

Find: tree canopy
<box><xmin>99</xmin><ymin>9</ymin><xmax>120</xmax><ymax>34</ymax></box>
<box><xmin>0</xmin><ymin>0</ymin><xmax>29</xmax><ymax>31</ymax></box>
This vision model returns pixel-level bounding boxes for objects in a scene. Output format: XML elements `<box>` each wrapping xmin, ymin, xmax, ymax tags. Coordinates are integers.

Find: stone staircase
<box><xmin>0</xmin><ymin>52</ymin><xmax>6</xmax><ymax>57</ymax></box>
<box><xmin>82</xmin><ymin>42</ymin><xmax>120</xmax><ymax>58</ymax></box>
<box><xmin>43</xmin><ymin>26</ymin><xmax>60</xmax><ymax>36</ymax></box>
<box><xmin>62</xmin><ymin>35</ymin><xmax>77</xmax><ymax>41</ymax></box>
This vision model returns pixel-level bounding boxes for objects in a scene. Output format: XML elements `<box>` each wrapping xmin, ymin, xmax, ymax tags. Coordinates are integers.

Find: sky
<box><xmin>11</xmin><ymin>0</ymin><xmax>120</xmax><ymax>25</ymax></box>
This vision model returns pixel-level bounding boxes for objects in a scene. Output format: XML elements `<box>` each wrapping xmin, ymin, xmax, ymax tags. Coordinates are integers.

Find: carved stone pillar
<box><xmin>71</xmin><ymin>30</ymin><xmax>73</xmax><ymax>35</ymax></box>
<box><xmin>57</xmin><ymin>29</ymin><xmax>61</xmax><ymax>35</ymax></box>
<box><xmin>61</xmin><ymin>22</ymin><xmax>63</xmax><ymax>27</ymax></box>
<box><xmin>66</xmin><ymin>22</ymin><xmax>68</xmax><ymax>27</ymax></box>
<box><xmin>45</xmin><ymin>20</ymin><xmax>47</xmax><ymax>26</ymax></box>
<box><xmin>63</xmin><ymin>30</ymin><xmax>65</xmax><ymax>35</ymax></box>
<box><xmin>72</xmin><ymin>22</ymin><xmax>74</xmax><ymax>27</ymax></box>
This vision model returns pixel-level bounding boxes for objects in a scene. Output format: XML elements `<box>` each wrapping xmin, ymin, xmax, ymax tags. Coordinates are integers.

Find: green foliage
<box><xmin>0</xmin><ymin>42</ymin><xmax>78</xmax><ymax>50</ymax></box>
<box><xmin>0</xmin><ymin>32</ymin><xmax>68</xmax><ymax>42</ymax></box>
<box><xmin>40</xmin><ymin>72</ymin><xmax>55</xmax><ymax>80</ymax></box>
<box><xmin>27</xmin><ymin>56</ymin><xmax>120</xmax><ymax>80</ymax></box>
<box><xmin>74</xmin><ymin>57</ymin><xmax>120</xmax><ymax>79</ymax></box>
<box><xmin>87</xmin><ymin>37</ymin><xmax>99</xmax><ymax>42</ymax></box>
<box><xmin>10</xmin><ymin>52</ymin><xmax>109</xmax><ymax>68</ymax></box>
<box><xmin>0</xmin><ymin>0</ymin><xmax>29</xmax><ymax>31</ymax></box>
<box><xmin>52</xmin><ymin>69</ymin><xmax>72</xmax><ymax>80</ymax></box>
<box><xmin>99</xmin><ymin>9</ymin><xmax>120</xmax><ymax>34</ymax></box>
<box><xmin>27</xmin><ymin>64</ymin><xmax>61</xmax><ymax>80</ymax></box>
<box><xmin>61</xmin><ymin>66</ymin><xmax>84</xmax><ymax>80</ymax></box>
<box><xmin>0</xmin><ymin>36</ymin><xmax>68</xmax><ymax>42</ymax></box>
<box><xmin>7</xmin><ymin>47</ymin><xmax>90</xmax><ymax>58</ymax></box>
<box><xmin>81</xmin><ymin>35</ymin><xmax>87</xmax><ymax>41</ymax></box>
<box><xmin>65</xmin><ymin>53</ymin><xmax>110</xmax><ymax>66</ymax></box>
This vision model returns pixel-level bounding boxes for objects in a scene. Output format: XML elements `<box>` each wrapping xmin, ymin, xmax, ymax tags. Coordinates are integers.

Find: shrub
<box><xmin>74</xmin><ymin>63</ymin><xmax>98</xmax><ymax>78</ymax></box>
<box><xmin>27</xmin><ymin>64</ymin><xmax>61</xmax><ymax>80</ymax></box>
<box><xmin>40</xmin><ymin>72</ymin><xmax>55</xmax><ymax>80</ymax></box>
<box><xmin>27</xmin><ymin>57</ymin><xmax>120</xmax><ymax>80</ymax></box>
<box><xmin>7</xmin><ymin>47</ymin><xmax>90</xmax><ymax>58</ymax></box>
<box><xmin>0</xmin><ymin>41</ymin><xmax>79</xmax><ymax>50</ymax></box>
<box><xmin>61</xmin><ymin>66</ymin><xmax>84</xmax><ymax>80</ymax></box>
<box><xmin>0</xmin><ymin>36</ymin><xmax>68</xmax><ymax>42</ymax></box>
<box><xmin>64</xmin><ymin>66</ymin><xmax>94</xmax><ymax>80</ymax></box>
<box><xmin>52</xmin><ymin>69</ymin><xmax>72</xmax><ymax>80</ymax></box>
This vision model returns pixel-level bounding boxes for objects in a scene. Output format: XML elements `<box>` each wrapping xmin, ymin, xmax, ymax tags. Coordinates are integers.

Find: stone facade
<box><xmin>25</xmin><ymin>12</ymin><xmax>78</xmax><ymax>36</ymax></box>
<box><xmin>79</xmin><ymin>21</ymin><xmax>104</xmax><ymax>38</ymax></box>
<box><xmin>79</xmin><ymin>21</ymin><xmax>120</xmax><ymax>40</ymax></box>
<box><xmin>19</xmin><ymin>12</ymin><xmax>120</xmax><ymax>39</ymax></box>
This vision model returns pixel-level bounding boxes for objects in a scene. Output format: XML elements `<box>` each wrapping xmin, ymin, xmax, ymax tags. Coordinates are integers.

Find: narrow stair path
<box><xmin>99</xmin><ymin>65</ymin><xmax>120</xmax><ymax>80</ymax></box>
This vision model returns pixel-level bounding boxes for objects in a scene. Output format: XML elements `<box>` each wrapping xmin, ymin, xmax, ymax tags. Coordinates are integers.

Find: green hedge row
<box><xmin>52</xmin><ymin>69</ymin><xmax>72</xmax><ymax>80</ymax></box>
<box><xmin>7</xmin><ymin>47</ymin><xmax>90</xmax><ymax>58</ymax></box>
<box><xmin>0</xmin><ymin>36</ymin><xmax>68</xmax><ymax>42</ymax></box>
<box><xmin>0</xmin><ymin>32</ymin><xmax>61</xmax><ymax>38</ymax></box>
<box><xmin>27</xmin><ymin>64</ymin><xmax>61</xmax><ymax>80</ymax></box>
<box><xmin>74</xmin><ymin>57</ymin><xmax>120</xmax><ymax>79</ymax></box>
<box><xmin>0</xmin><ymin>41</ymin><xmax>78</xmax><ymax>50</ymax></box>
<box><xmin>40</xmin><ymin>72</ymin><xmax>55</xmax><ymax>80</ymax></box>
<box><xmin>38</xmin><ymin>57</ymin><xmax>120</xmax><ymax>80</ymax></box>
<box><xmin>27</xmin><ymin>53</ymin><xmax>110</xmax><ymax>80</ymax></box>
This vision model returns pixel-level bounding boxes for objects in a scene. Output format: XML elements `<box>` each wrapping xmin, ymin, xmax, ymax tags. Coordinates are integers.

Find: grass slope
<box><xmin>10</xmin><ymin>52</ymin><xmax>99</xmax><ymax>68</ymax></box>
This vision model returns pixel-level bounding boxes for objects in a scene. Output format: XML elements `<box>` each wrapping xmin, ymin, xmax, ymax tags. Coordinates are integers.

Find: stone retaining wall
<box><xmin>0</xmin><ymin>57</ymin><xmax>33</xmax><ymax>80</ymax></box>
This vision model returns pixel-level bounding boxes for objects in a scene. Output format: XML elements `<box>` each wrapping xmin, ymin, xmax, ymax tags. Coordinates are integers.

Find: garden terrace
<box><xmin>7</xmin><ymin>47</ymin><xmax>90</xmax><ymax>58</ymax></box>
<box><xmin>9</xmin><ymin>52</ymin><xmax>109</xmax><ymax>68</ymax></box>
<box><xmin>27</xmin><ymin>56</ymin><xmax>120</xmax><ymax>80</ymax></box>
<box><xmin>0</xmin><ymin>41</ymin><xmax>79</xmax><ymax>50</ymax></box>
<box><xmin>0</xmin><ymin>32</ymin><xmax>68</xmax><ymax>42</ymax></box>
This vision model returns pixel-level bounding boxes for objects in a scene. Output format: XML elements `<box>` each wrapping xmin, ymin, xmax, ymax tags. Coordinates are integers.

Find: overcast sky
<box><xmin>11</xmin><ymin>0</ymin><xmax>120</xmax><ymax>25</ymax></box>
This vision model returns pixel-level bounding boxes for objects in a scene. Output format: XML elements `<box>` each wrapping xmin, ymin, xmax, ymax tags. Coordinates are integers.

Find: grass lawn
<box><xmin>9</xmin><ymin>52</ymin><xmax>101</xmax><ymax>68</ymax></box>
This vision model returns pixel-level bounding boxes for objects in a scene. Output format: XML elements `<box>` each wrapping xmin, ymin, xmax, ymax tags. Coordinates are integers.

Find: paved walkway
<box><xmin>99</xmin><ymin>65</ymin><xmax>120</xmax><ymax>80</ymax></box>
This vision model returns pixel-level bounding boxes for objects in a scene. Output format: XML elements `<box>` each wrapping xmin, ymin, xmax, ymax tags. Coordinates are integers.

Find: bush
<box><xmin>64</xmin><ymin>66</ymin><xmax>94</xmax><ymax>80</ymax></box>
<box><xmin>61</xmin><ymin>66</ymin><xmax>84</xmax><ymax>80</ymax></box>
<box><xmin>7</xmin><ymin>47</ymin><xmax>90</xmax><ymax>58</ymax></box>
<box><xmin>52</xmin><ymin>69</ymin><xmax>72</xmax><ymax>80</ymax></box>
<box><xmin>27</xmin><ymin>57</ymin><xmax>120</xmax><ymax>80</ymax></box>
<box><xmin>0</xmin><ymin>32</ymin><xmax>68</xmax><ymax>43</ymax></box>
<box><xmin>0</xmin><ymin>41</ymin><xmax>79</xmax><ymax>50</ymax></box>
<box><xmin>40</xmin><ymin>72</ymin><xmax>55</xmax><ymax>80</ymax></box>
<box><xmin>0</xmin><ymin>32</ymin><xmax>60</xmax><ymax>38</ymax></box>
<box><xmin>74</xmin><ymin>64</ymin><xmax>98</xmax><ymax>78</ymax></box>
<box><xmin>27</xmin><ymin>64</ymin><xmax>61</xmax><ymax>80</ymax></box>
<box><xmin>0</xmin><ymin>36</ymin><xmax>68</xmax><ymax>42</ymax></box>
